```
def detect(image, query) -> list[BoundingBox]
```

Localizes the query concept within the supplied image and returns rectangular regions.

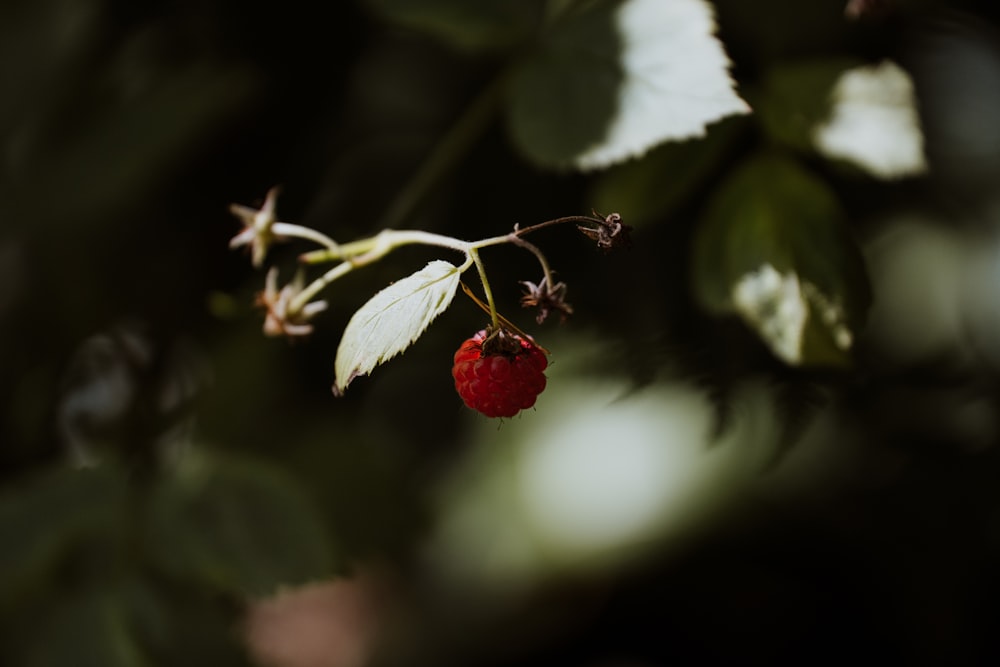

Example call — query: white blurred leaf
[424,354,779,591]
[334,260,460,394]
[507,0,750,170]
[813,60,928,179]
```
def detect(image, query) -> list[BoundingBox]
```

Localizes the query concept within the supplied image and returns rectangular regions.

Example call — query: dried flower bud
[520,276,573,324]
[230,186,284,268]
[256,268,328,338]
[578,212,632,252]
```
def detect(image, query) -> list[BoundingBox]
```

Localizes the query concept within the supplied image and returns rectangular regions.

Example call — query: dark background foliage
[3,0,1000,664]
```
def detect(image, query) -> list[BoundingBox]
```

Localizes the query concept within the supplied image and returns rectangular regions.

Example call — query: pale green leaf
[335,260,461,393]
[506,0,749,170]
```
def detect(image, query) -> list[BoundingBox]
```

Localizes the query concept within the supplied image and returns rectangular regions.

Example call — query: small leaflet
[334,260,461,394]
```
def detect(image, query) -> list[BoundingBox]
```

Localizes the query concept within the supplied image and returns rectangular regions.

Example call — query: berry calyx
[452,327,548,418]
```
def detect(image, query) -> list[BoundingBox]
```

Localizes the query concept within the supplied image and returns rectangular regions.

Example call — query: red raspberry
[452,328,548,418]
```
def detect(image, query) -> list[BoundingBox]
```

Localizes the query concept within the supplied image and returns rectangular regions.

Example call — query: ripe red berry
[452,328,548,418]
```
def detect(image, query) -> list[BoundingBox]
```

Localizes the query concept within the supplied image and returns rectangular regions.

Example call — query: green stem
[289,213,605,316]
[375,75,506,231]
[469,248,499,328]
[291,230,473,313]
[300,229,471,264]
[300,214,604,264]
[289,261,356,314]
[272,222,340,252]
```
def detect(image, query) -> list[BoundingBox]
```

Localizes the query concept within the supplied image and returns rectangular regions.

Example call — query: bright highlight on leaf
[507,0,750,170]
[334,260,461,394]
[732,264,855,365]
[732,265,808,364]
[574,0,750,169]
[813,60,928,179]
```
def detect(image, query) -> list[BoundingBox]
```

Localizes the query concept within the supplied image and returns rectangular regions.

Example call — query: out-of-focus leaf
[131,577,249,667]
[813,60,928,179]
[365,0,544,52]
[754,57,860,153]
[0,0,101,135]
[3,63,256,230]
[0,464,127,606]
[587,115,747,226]
[12,577,248,667]
[424,353,777,591]
[691,154,870,366]
[505,2,619,169]
[757,58,927,179]
[145,453,335,597]
[334,260,460,394]
[18,589,146,667]
[506,0,749,170]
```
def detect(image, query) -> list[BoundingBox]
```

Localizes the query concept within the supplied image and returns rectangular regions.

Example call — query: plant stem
[512,215,604,237]
[289,214,606,315]
[272,222,340,252]
[300,229,471,264]
[289,261,356,315]
[291,230,474,313]
[300,214,605,264]
[469,248,499,328]
[508,235,555,288]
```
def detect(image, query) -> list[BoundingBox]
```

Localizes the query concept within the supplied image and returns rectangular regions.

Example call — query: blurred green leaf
[587,115,747,226]
[130,577,249,667]
[506,0,749,170]
[504,2,619,168]
[0,0,101,134]
[0,464,127,606]
[145,453,335,597]
[11,577,249,667]
[691,153,870,366]
[365,0,544,52]
[19,589,146,667]
[3,63,255,230]
[753,57,860,153]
